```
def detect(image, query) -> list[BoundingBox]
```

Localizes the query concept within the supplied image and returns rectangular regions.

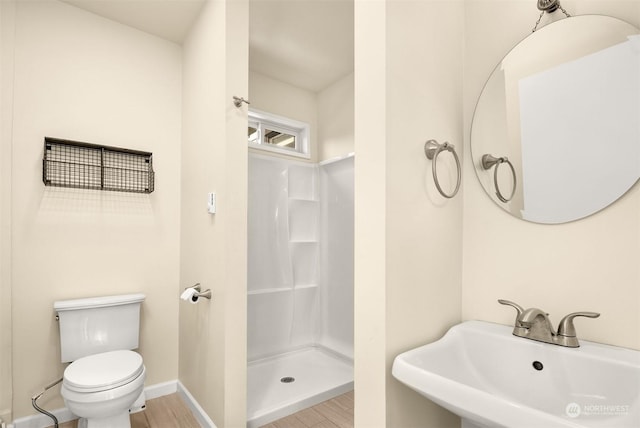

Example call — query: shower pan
[247,153,354,428]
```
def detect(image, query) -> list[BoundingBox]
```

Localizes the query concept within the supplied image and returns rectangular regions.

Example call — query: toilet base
[77,412,131,428]
[129,390,146,414]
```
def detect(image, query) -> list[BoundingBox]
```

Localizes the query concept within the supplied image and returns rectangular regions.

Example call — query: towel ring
[481,154,516,203]
[424,140,461,199]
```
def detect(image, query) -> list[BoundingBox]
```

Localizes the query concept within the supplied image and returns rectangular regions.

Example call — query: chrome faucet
[498,299,600,348]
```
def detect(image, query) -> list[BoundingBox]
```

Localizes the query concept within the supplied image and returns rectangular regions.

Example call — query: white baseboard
[10,380,213,428]
[177,381,217,428]
[9,406,75,428]
[142,380,178,400]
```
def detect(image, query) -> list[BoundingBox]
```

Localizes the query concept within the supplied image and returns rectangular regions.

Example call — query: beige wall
[9,0,181,418]
[354,0,387,423]
[354,1,463,427]
[0,0,15,423]
[180,0,248,426]
[385,1,464,426]
[462,0,640,351]
[318,73,354,162]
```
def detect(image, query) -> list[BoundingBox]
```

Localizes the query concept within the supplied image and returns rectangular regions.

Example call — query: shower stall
[247,153,354,428]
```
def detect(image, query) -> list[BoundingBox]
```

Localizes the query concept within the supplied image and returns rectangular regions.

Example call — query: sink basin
[392,320,640,428]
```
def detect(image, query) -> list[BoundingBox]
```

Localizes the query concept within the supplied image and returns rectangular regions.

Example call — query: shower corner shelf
[42,137,154,194]
[288,197,319,202]
[294,283,319,290]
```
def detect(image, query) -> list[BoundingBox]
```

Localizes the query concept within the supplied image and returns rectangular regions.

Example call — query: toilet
[54,293,146,428]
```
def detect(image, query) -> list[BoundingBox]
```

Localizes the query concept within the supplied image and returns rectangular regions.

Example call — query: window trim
[248,108,311,159]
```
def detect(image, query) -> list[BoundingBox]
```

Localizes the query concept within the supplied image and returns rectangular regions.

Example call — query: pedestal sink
[392,321,640,428]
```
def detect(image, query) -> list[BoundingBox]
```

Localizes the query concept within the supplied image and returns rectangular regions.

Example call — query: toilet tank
[54,293,145,362]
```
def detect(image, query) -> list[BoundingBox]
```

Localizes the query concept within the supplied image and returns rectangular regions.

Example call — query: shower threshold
[247,346,353,428]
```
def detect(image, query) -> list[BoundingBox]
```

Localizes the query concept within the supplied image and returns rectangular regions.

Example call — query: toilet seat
[63,350,144,393]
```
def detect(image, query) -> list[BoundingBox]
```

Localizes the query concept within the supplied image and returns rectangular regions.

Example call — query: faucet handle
[557,312,600,337]
[498,299,524,322]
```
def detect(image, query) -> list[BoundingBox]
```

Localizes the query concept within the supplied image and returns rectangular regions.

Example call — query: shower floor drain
[280,376,295,383]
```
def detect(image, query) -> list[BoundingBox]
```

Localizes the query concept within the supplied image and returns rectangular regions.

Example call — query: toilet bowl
[60,350,146,428]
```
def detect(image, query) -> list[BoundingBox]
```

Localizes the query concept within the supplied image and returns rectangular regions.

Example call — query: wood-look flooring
[260,391,354,428]
[50,390,355,428]
[51,393,200,428]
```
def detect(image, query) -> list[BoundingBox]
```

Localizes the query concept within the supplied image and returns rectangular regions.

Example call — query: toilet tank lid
[54,293,146,312]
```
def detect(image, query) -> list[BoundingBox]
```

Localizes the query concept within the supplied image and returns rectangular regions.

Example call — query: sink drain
[280,376,295,383]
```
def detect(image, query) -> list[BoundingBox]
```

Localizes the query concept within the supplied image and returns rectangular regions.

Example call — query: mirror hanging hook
[537,0,560,13]
[532,0,571,32]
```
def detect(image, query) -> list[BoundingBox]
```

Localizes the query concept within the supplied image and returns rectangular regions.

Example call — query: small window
[248,109,310,159]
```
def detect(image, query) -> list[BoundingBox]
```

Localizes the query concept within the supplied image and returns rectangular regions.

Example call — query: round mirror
[471,15,640,224]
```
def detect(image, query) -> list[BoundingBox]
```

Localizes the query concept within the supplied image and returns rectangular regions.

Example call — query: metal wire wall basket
[42,137,154,193]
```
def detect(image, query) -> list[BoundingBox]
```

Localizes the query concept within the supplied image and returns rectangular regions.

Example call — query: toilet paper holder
[182,283,212,302]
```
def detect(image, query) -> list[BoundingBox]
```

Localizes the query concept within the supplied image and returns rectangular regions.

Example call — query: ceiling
[249,0,354,92]
[61,0,354,93]
[61,0,207,44]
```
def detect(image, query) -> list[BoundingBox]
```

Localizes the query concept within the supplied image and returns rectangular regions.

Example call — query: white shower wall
[248,153,354,362]
[319,156,354,359]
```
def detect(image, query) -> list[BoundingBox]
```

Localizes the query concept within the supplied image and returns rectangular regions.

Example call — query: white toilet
[54,293,146,428]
